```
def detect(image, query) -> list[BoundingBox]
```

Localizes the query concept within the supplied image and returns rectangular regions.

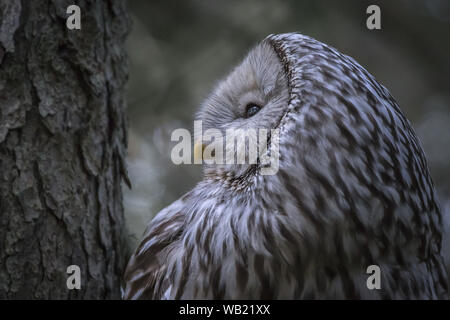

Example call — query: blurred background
[122,0,450,271]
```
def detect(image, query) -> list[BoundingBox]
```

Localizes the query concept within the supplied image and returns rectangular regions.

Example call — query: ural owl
[123,33,448,299]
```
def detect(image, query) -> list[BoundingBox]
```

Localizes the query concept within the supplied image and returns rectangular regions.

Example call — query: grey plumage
[123,33,448,299]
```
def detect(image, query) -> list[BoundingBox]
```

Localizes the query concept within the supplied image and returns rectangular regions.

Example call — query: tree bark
[0,0,130,299]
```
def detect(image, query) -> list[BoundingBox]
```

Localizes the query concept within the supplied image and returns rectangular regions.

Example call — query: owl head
[195,40,289,181]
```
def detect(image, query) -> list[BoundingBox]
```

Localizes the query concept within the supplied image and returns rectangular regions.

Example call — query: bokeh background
[122,0,450,274]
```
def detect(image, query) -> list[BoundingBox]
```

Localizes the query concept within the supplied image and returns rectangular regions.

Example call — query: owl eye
[245,103,261,118]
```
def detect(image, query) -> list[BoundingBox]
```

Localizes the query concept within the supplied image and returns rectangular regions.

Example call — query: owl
[123,33,448,299]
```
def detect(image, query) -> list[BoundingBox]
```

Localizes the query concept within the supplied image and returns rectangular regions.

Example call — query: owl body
[124,33,448,299]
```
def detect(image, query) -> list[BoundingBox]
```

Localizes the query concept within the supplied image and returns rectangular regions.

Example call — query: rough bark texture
[0,0,130,299]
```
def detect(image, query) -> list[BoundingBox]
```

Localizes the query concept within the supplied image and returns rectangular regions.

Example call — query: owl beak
[194,141,206,162]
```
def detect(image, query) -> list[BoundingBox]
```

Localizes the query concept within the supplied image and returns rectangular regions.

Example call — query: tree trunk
[0,0,130,299]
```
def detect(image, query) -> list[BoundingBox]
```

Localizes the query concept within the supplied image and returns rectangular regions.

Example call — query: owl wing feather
[123,198,186,300]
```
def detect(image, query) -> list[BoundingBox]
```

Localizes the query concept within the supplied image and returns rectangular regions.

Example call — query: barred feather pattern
[123,33,448,299]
